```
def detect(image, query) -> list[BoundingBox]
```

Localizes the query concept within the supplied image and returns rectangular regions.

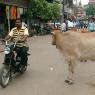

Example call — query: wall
[0,0,28,8]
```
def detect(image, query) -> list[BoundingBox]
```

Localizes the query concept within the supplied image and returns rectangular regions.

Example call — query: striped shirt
[8,26,29,47]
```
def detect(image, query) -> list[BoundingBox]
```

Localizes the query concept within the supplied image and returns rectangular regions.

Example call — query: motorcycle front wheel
[0,65,11,88]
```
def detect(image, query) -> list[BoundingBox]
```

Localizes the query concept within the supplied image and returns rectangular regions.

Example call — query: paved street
[0,35,95,95]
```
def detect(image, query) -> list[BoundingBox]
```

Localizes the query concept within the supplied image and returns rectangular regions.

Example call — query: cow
[71,28,89,33]
[78,28,89,33]
[51,29,95,85]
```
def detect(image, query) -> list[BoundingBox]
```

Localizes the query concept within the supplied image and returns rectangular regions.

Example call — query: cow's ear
[51,32,55,35]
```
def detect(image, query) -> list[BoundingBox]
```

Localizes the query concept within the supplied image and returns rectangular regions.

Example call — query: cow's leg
[65,58,76,85]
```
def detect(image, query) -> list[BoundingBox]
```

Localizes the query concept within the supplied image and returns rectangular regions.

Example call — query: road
[0,35,95,95]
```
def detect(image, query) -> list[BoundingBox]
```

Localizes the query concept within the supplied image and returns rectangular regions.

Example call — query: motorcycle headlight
[4,47,10,54]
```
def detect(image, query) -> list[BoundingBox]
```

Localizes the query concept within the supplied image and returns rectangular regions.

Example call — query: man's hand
[20,35,28,42]
[5,35,11,41]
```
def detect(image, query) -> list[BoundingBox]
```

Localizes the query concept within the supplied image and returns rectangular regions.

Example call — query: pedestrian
[87,19,95,32]
[67,19,74,30]
[61,20,66,32]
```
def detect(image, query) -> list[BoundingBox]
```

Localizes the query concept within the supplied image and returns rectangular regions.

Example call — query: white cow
[51,29,95,84]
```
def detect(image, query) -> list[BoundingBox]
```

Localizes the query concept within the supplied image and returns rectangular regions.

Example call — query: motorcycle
[0,41,28,88]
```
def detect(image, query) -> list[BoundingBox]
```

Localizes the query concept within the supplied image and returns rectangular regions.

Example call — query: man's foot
[19,65,27,73]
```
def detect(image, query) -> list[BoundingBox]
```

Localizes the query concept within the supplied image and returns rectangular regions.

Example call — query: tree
[46,0,53,3]
[85,5,95,16]
[29,0,60,22]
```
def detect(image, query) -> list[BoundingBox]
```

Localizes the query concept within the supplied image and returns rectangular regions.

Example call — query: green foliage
[29,0,60,22]
[85,5,95,16]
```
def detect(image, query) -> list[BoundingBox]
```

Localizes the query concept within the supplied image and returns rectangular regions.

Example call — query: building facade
[60,0,73,21]
[0,0,29,38]
[0,0,28,8]
[61,0,73,19]
[89,0,95,4]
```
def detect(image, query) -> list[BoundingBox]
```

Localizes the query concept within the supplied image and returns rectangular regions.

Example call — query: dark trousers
[15,46,29,65]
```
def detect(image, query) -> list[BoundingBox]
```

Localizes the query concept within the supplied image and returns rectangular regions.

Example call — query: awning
[0,0,28,8]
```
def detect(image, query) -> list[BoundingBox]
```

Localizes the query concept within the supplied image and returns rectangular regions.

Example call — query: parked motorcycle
[0,41,28,88]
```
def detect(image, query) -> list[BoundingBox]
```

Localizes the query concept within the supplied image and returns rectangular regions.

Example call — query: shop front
[0,0,28,38]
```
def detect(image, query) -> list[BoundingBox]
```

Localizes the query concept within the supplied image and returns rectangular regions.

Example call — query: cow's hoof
[80,59,87,62]
[65,80,73,85]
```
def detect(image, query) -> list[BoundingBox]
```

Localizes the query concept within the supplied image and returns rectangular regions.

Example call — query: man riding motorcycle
[5,18,29,67]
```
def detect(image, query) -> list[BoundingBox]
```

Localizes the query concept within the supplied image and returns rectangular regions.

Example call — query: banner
[17,8,20,18]
[5,5,10,31]
[6,6,10,19]
[10,6,17,20]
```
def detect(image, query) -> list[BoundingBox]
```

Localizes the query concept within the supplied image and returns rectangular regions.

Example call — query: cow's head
[51,29,61,45]
[51,32,56,45]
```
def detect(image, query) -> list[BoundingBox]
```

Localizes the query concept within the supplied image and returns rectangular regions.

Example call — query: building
[76,2,86,17]
[64,0,73,18]
[0,0,29,38]
[89,0,95,4]
[73,1,86,18]
[0,0,28,7]
[60,0,73,21]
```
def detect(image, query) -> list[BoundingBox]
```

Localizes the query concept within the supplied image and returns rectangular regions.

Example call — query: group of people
[61,18,95,32]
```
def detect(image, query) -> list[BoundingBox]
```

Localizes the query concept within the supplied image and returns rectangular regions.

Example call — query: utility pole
[61,0,64,22]
[76,0,78,6]
[75,0,78,17]
[60,0,64,31]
